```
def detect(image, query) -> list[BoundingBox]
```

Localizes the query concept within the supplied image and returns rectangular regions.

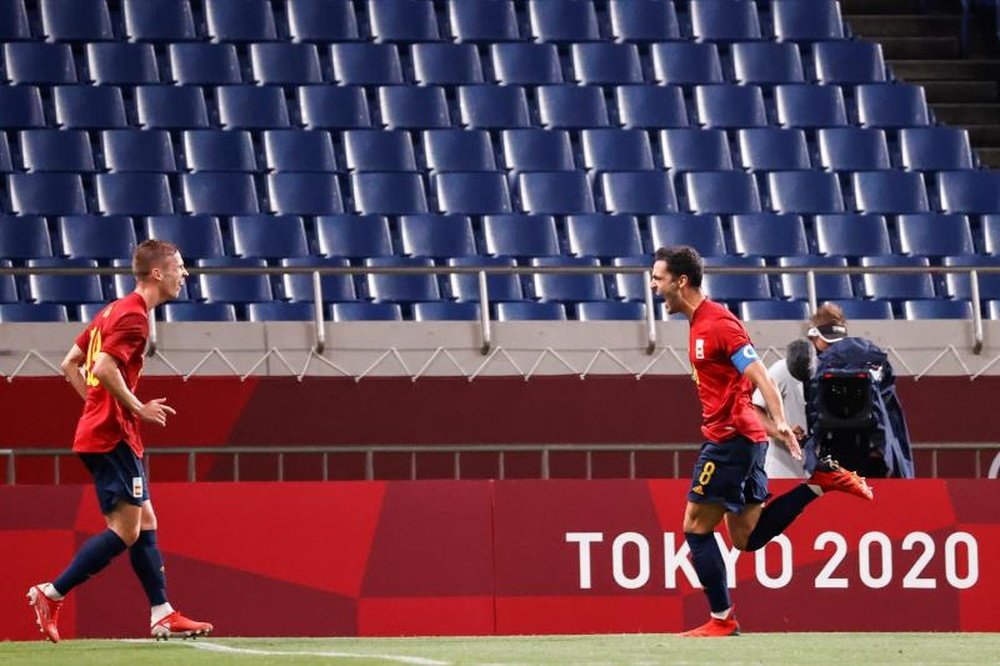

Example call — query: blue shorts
[687,435,770,513]
[78,441,149,515]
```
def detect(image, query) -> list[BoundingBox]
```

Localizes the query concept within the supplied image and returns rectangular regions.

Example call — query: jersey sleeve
[73,325,91,352]
[716,316,759,374]
[100,313,148,365]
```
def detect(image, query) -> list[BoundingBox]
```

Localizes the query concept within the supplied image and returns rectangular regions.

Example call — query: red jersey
[688,299,767,443]
[72,292,149,456]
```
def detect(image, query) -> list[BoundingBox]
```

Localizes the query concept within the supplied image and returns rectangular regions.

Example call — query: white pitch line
[180,640,450,665]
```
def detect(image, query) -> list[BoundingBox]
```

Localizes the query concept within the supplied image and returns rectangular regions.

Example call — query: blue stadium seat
[690,0,762,41]
[432,171,512,215]
[615,85,689,129]
[280,257,356,303]
[316,214,393,258]
[398,214,477,258]
[249,43,323,85]
[581,129,654,172]
[859,255,935,301]
[59,215,136,260]
[991,301,1000,320]
[204,0,277,41]
[566,214,643,258]
[482,214,560,258]
[902,300,972,320]
[217,86,290,129]
[27,258,103,304]
[330,43,403,85]
[53,85,127,129]
[423,130,497,173]
[984,214,1000,254]
[778,255,853,300]
[937,171,1000,214]
[448,0,519,43]
[263,130,337,172]
[20,130,95,172]
[649,213,727,256]
[829,299,894,320]
[181,173,259,215]
[0,303,69,322]
[530,257,605,302]
[343,129,416,172]
[851,171,929,214]
[651,42,724,85]
[330,302,403,321]
[0,216,52,259]
[183,130,257,172]
[816,128,891,171]
[608,255,653,301]
[735,128,810,171]
[528,0,599,42]
[501,129,575,176]
[898,127,974,170]
[731,213,808,258]
[740,300,810,321]
[9,174,86,215]
[571,43,643,85]
[773,84,848,128]
[772,0,845,41]
[248,302,317,322]
[608,0,680,42]
[3,43,76,84]
[941,255,1000,301]
[518,172,596,214]
[287,0,359,42]
[413,302,481,321]
[659,128,733,172]
[123,0,197,42]
[102,130,177,173]
[378,87,450,129]
[855,84,930,128]
[702,256,769,302]
[0,0,30,40]
[145,215,225,259]
[368,0,439,42]
[168,44,242,85]
[231,215,309,259]
[0,135,10,172]
[684,172,761,214]
[457,86,531,129]
[96,173,173,215]
[198,257,273,303]
[495,301,567,321]
[897,214,974,258]
[767,171,845,214]
[136,86,209,129]
[814,214,891,258]
[490,43,563,85]
[350,172,428,215]
[299,86,371,129]
[813,42,886,84]
[694,85,767,129]
[0,87,45,129]
[365,256,439,302]
[39,0,112,41]
[731,42,804,85]
[446,256,523,302]
[412,44,484,85]
[537,85,609,129]
[267,173,344,215]
[86,43,158,84]
[600,171,678,214]
[0,260,15,302]
[163,302,237,322]
[577,301,646,321]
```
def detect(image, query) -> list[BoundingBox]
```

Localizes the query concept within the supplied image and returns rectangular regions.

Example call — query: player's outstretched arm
[60,344,88,401]
[745,360,802,460]
[91,352,177,426]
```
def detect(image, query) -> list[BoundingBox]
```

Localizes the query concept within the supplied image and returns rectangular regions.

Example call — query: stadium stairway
[844,0,1000,166]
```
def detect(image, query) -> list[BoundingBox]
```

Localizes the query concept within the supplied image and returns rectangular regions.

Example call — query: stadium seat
[651,43,724,85]
[9,174,86,215]
[351,172,428,215]
[448,0,519,43]
[183,130,257,172]
[897,214,974,258]
[814,214,891,258]
[231,215,309,259]
[53,85,127,129]
[315,214,393,259]
[217,86,289,129]
[27,258,103,304]
[412,44,484,85]
[690,0,761,41]
[343,130,416,172]
[501,129,575,176]
[145,215,225,259]
[0,135,10,173]
[368,0,439,42]
[123,0,197,42]
[829,299,894,320]
[694,85,767,129]
[855,84,931,128]
[102,130,177,173]
[530,257,605,302]
[399,214,477,258]
[136,86,209,129]
[0,87,46,129]
[813,42,887,84]
[86,43,158,85]
[20,130,95,173]
[495,301,567,321]
[937,171,1000,214]
[608,0,680,42]
[267,173,344,215]
[608,256,653,301]
[204,0,277,42]
[330,302,403,321]
[984,214,1000,254]
[600,171,678,214]
[40,0,110,40]
[482,214,560,258]
[851,171,929,214]
[576,301,646,321]
[740,300,811,321]
[581,129,655,172]
[772,0,845,41]
[816,128,891,171]
[0,259,15,303]
[280,257,356,303]
[773,84,848,128]
[299,86,371,129]
[181,173,259,215]
[490,43,563,85]
[0,0,30,40]
[168,44,242,85]
[3,43,76,84]
[378,87,450,130]
[649,214,727,256]
[198,257,272,303]
[446,256,523,302]
[0,303,69,322]
[991,301,1000,320]
[263,130,337,172]
[778,255,853,300]
[247,302,317,322]
[684,172,761,214]
[537,86,609,129]
[898,127,974,171]
[659,128,733,172]
[518,172,596,214]
[0,216,52,259]
[58,216,136,260]
[365,256,439,302]
[435,172,513,215]
[96,174,173,215]
[330,43,403,85]
[457,86,531,129]
[859,255,935,301]
[767,171,845,214]
[413,302,481,321]
[527,0,599,42]
[423,130,497,173]
[287,0,359,42]
[941,255,1000,301]
[702,256,769,302]
[731,213,808,258]
[249,43,323,85]
[571,43,643,85]
[902,299,972,320]
[163,302,237,322]
[615,85,689,129]
[731,42,805,85]
[565,214,643,258]
[735,128,811,171]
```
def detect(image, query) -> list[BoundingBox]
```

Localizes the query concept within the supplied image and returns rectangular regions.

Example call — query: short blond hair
[133,239,179,280]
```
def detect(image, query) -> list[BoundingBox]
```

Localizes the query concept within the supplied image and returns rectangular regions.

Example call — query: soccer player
[27,240,213,643]
[650,246,873,638]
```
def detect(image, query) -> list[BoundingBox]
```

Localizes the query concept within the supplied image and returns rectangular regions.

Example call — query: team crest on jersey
[132,476,143,498]
[695,338,705,359]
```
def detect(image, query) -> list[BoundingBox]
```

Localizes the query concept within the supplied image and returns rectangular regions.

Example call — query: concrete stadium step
[932,103,1000,125]
[975,147,1000,168]
[891,59,1000,80]
[876,36,961,59]
[840,0,962,14]
[965,125,1000,146]
[845,14,962,37]
[916,80,999,103]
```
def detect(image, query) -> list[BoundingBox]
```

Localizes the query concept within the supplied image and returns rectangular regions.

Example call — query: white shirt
[752,358,808,479]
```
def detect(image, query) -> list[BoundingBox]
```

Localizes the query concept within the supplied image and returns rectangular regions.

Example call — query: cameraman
[752,339,815,479]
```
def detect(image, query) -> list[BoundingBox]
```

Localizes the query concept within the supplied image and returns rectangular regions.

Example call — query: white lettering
[612,532,650,590]
[663,533,700,589]
[714,533,741,589]
[945,532,979,589]
[566,532,603,590]
[754,535,793,589]
[901,532,936,589]
[814,531,849,589]
[858,532,892,589]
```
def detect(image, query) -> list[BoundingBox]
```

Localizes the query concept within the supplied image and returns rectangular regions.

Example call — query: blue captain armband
[730,344,759,374]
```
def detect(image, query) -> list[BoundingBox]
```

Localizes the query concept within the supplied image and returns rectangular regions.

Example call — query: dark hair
[133,239,179,280]
[653,246,703,288]
[785,338,817,382]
